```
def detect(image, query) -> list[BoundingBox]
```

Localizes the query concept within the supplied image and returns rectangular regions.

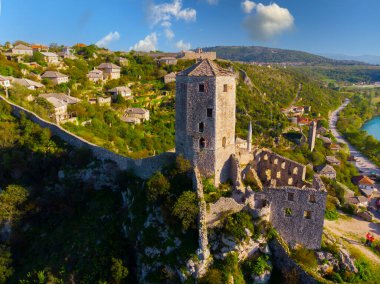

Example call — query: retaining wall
[0,95,175,179]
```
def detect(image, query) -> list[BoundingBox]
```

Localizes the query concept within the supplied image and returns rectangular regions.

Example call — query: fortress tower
[175,60,236,186]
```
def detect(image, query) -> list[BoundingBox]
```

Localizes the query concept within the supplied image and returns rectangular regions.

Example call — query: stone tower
[308,120,317,152]
[175,59,236,186]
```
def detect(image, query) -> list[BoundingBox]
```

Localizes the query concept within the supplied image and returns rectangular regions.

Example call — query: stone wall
[264,181,327,249]
[269,237,318,284]
[252,149,307,188]
[0,95,175,179]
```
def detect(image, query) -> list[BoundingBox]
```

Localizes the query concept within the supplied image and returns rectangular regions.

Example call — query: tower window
[199,137,206,149]
[287,192,294,201]
[309,194,316,203]
[199,122,204,133]
[207,108,213,118]
[199,84,205,92]
[304,211,312,219]
[223,84,228,92]
[222,137,226,148]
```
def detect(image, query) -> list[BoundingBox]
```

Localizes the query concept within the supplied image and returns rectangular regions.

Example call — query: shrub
[146,172,170,202]
[199,268,223,284]
[292,247,317,269]
[110,258,129,284]
[172,191,199,230]
[243,255,271,277]
[223,211,254,241]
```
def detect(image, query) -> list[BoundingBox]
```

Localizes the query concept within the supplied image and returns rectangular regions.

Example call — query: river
[362,116,380,141]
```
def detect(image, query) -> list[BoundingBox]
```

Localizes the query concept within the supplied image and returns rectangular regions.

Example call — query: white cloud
[241,0,256,14]
[130,33,158,52]
[164,28,175,40]
[96,31,120,48]
[243,2,294,41]
[148,0,196,27]
[204,0,218,5]
[161,21,172,28]
[176,40,191,51]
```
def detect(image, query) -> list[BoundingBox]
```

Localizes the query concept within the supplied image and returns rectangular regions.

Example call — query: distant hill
[321,53,380,65]
[202,46,365,65]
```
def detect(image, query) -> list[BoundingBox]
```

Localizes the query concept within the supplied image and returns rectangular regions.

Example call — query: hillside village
[0,41,380,283]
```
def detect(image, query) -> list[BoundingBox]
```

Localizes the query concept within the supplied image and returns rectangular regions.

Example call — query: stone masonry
[175,59,236,186]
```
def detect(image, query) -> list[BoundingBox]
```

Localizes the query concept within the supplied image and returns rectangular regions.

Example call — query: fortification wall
[264,185,327,249]
[252,149,307,188]
[0,95,175,179]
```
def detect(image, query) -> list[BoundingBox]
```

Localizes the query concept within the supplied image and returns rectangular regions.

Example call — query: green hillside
[203,46,363,65]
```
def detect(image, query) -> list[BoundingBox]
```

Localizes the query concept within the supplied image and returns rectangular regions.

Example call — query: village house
[124,108,150,123]
[87,69,104,83]
[13,78,44,90]
[291,106,305,116]
[120,116,141,125]
[118,57,129,66]
[58,46,75,59]
[31,45,48,52]
[329,143,341,152]
[326,156,341,166]
[316,126,328,137]
[158,57,178,65]
[45,97,68,123]
[297,116,310,126]
[41,71,69,85]
[97,63,121,80]
[177,48,217,60]
[97,96,112,107]
[316,164,337,179]
[108,86,132,100]
[11,44,33,56]
[352,175,378,197]
[321,136,332,145]
[163,72,177,84]
[0,76,11,88]
[38,93,81,105]
[41,52,60,64]
[346,196,369,207]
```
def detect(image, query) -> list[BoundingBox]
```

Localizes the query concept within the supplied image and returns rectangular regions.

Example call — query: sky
[0,0,379,56]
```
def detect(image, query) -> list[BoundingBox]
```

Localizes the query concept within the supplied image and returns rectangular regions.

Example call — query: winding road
[329,99,380,177]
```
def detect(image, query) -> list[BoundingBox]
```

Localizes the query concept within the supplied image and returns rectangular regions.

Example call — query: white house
[13,78,44,90]
[87,69,104,83]
[124,108,150,123]
[109,86,132,100]
[41,71,69,85]
[11,44,33,56]
[97,63,121,80]
[316,164,337,179]
[0,76,11,88]
[41,52,60,64]
[45,97,68,123]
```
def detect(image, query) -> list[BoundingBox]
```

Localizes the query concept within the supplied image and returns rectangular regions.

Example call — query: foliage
[199,268,223,284]
[110,258,129,284]
[0,245,13,283]
[223,211,254,241]
[0,185,29,222]
[146,172,170,203]
[292,247,317,269]
[172,191,199,231]
[243,255,271,277]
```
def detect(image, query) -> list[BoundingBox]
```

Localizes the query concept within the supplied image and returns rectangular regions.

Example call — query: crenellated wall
[0,95,175,179]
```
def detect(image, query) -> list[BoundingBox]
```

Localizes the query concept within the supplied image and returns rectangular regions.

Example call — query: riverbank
[363,115,380,141]
[329,99,380,177]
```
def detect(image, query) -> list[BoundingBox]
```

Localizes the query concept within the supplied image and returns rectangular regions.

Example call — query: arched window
[199,122,204,133]
[293,167,299,175]
[199,137,206,149]
[222,137,226,148]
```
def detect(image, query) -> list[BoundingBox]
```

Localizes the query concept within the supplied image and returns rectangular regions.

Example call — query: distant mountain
[321,53,380,65]
[201,46,366,65]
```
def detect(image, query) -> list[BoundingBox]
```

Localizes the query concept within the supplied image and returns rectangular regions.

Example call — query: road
[329,99,380,177]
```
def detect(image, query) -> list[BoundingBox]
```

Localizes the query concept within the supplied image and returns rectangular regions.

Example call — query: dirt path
[324,214,380,263]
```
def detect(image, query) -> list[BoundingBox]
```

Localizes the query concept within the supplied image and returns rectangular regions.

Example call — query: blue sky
[0,0,379,55]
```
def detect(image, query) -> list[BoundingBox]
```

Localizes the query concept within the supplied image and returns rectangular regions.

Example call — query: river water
[362,116,380,141]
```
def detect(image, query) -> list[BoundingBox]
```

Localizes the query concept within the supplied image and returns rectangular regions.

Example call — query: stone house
[97,96,112,107]
[118,57,129,66]
[316,164,336,179]
[329,143,341,152]
[352,175,377,197]
[41,71,69,85]
[97,63,121,80]
[125,108,150,122]
[38,93,81,105]
[158,57,178,65]
[87,69,104,83]
[11,44,33,56]
[41,52,60,64]
[58,46,75,59]
[108,86,132,100]
[13,78,44,90]
[177,48,217,61]
[346,196,368,207]
[326,156,340,166]
[164,72,177,84]
[0,76,11,88]
[45,97,68,123]
[121,116,141,125]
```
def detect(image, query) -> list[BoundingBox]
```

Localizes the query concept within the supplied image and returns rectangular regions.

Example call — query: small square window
[309,194,316,203]
[288,192,294,201]
[199,84,205,92]
[223,84,228,92]
[207,108,213,118]
[304,211,312,219]
[285,208,292,217]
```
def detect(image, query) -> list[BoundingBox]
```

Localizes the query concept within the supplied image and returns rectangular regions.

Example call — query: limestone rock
[339,248,358,273]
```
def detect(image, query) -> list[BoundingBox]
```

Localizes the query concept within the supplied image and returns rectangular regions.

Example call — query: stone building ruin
[175,60,327,252]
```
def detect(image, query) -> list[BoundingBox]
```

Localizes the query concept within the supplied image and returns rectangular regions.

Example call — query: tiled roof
[109,86,131,93]
[13,78,44,88]
[39,93,80,104]
[352,175,375,185]
[178,59,234,77]
[41,71,68,78]
[98,63,121,69]
[126,108,148,114]
[13,44,32,50]
[317,164,336,175]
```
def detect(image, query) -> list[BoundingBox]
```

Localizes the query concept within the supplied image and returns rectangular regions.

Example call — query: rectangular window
[287,192,294,202]
[309,194,316,203]
[207,108,213,118]
[223,84,228,92]
[304,211,312,219]
[199,84,205,92]
[285,208,292,217]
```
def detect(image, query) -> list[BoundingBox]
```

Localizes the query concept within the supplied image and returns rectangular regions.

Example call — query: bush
[243,255,271,277]
[146,172,170,202]
[110,258,129,283]
[292,247,317,269]
[199,268,223,284]
[223,211,254,241]
[172,191,199,231]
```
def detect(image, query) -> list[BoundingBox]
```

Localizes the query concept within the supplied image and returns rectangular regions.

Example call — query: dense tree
[172,191,199,231]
